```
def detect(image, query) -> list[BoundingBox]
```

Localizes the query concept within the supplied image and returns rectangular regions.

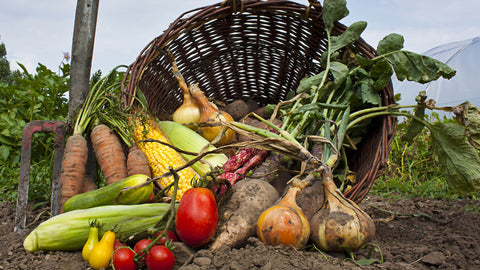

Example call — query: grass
[371,115,479,202]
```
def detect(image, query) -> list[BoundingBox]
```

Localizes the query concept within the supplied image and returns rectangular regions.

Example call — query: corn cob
[24,203,171,252]
[157,120,228,176]
[134,118,198,200]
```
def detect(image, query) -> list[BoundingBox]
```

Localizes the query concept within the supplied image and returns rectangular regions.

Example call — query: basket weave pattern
[122,0,396,203]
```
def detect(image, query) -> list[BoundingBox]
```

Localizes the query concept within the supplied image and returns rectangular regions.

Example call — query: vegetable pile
[22,0,480,269]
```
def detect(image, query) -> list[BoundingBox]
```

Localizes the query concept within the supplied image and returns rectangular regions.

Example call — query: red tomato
[114,239,127,250]
[146,245,175,270]
[134,238,152,262]
[112,247,137,270]
[175,187,218,247]
[155,230,179,245]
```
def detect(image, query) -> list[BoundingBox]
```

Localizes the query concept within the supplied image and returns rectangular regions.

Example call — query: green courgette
[63,174,153,212]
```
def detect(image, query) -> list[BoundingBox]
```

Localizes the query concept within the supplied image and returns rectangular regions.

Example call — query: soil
[2,194,480,270]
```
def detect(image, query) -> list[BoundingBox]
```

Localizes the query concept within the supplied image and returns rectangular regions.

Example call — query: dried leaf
[453,101,480,150]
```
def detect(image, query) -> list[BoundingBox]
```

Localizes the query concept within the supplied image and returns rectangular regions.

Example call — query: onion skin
[170,54,201,127]
[257,186,310,249]
[201,110,235,146]
[310,174,375,252]
[190,83,235,146]
[172,92,201,126]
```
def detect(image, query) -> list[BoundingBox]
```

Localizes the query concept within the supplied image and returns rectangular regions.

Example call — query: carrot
[95,112,152,178]
[82,174,98,193]
[90,123,128,185]
[81,146,98,193]
[59,65,129,210]
[127,145,151,177]
[59,134,88,210]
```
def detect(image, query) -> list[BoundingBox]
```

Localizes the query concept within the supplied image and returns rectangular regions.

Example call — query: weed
[372,115,478,200]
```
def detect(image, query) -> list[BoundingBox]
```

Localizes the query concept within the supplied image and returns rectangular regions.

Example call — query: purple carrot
[222,147,259,173]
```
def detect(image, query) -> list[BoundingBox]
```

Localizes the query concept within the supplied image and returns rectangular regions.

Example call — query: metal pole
[69,0,99,120]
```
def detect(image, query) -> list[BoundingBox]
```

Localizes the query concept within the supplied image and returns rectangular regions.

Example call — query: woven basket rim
[121,0,379,105]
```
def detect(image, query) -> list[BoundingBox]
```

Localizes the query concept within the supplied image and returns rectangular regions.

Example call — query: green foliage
[0,63,70,202]
[372,115,480,200]
[0,42,11,84]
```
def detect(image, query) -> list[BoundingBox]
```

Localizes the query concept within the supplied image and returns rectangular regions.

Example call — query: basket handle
[221,0,244,13]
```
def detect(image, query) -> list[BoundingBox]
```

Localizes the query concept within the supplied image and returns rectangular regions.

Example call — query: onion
[309,168,375,252]
[190,83,235,146]
[171,59,201,126]
[256,182,310,249]
[172,89,201,126]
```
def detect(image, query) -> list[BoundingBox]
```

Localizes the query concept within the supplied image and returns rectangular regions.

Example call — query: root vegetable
[90,124,128,185]
[210,179,279,251]
[59,134,88,209]
[82,174,97,193]
[309,168,375,252]
[190,83,235,146]
[237,118,268,142]
[256,183,310,249]
[226,100,250,121]
[170,53,201,126]
[246,99,260,113]
[296,180,324,221]
[244,152,291,194]
[127,145,152,177]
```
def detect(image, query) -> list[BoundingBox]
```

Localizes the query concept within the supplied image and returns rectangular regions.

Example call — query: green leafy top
[259,0,479,193]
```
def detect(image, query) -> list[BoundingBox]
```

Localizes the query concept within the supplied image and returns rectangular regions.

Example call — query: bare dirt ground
[2,194,479,270]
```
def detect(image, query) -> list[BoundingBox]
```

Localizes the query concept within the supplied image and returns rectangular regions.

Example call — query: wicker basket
[122,0,396,203]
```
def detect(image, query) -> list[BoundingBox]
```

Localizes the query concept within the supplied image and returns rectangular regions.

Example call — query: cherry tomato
[112,247,137,270]
[134,238,152,262]
[146,245,175,270]
[175,187,218,247]
[155,230,179,245]
[114,239,127,250]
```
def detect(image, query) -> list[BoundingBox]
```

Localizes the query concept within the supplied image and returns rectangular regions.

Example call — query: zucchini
[63,174,153,212]
[24,203,171,252]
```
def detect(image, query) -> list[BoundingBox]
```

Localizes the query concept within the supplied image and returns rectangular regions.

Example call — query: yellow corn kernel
[134,119,198,200]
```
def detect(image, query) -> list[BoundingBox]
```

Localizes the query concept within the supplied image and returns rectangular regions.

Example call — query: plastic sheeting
[394,36,480,113]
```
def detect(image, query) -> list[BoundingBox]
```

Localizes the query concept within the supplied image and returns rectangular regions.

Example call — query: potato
[210,179,279,251]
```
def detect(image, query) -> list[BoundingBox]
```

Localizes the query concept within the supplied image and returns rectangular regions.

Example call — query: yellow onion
[190,83,235,146]
[310,171,375,252]
[256,185,310,249]
[172,89,201,126]
[171,61,201,126]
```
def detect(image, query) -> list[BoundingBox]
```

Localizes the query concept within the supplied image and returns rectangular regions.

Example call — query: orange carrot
[59,66,127,210]
[127,145,152,177]
[59,134,88,211]
[82,175,97,193]
[90,124,128,185]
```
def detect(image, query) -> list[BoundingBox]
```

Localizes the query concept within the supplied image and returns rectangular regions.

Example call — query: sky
[1,0,479,75]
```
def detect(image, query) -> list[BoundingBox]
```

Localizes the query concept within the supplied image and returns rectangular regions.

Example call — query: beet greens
[235,0,480,193]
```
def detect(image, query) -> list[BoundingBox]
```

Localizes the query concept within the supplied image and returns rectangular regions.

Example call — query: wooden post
[69,0,99,120]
